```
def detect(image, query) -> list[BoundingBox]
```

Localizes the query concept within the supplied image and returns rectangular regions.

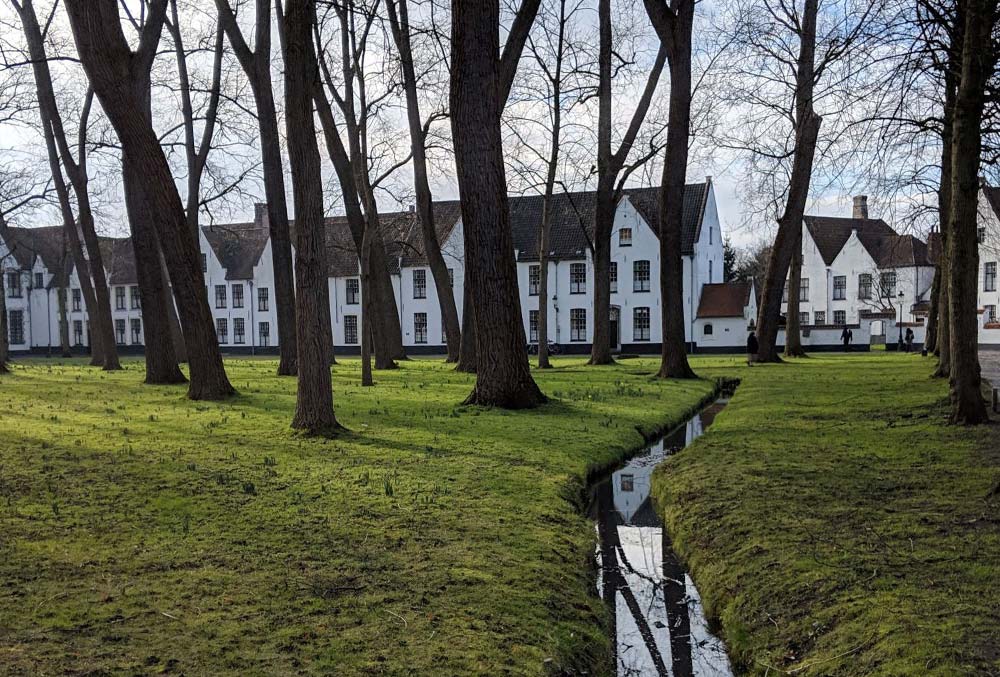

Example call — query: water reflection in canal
[592,402,733,677]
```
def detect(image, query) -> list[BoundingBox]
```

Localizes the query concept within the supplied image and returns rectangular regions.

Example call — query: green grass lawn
[656,353,1000,676]
[0,355,720,675]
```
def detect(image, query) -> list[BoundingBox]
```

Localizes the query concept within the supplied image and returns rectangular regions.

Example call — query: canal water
[591,401,733,677]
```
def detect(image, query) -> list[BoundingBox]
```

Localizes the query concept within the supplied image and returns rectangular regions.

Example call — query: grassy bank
[655,354,1000,675]
[0,356,717,675]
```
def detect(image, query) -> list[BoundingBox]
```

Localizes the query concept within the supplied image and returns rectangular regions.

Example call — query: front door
[610,306,621,351]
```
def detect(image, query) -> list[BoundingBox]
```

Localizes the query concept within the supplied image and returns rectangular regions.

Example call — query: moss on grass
[0,356,716,675]
[656,353,1000,676]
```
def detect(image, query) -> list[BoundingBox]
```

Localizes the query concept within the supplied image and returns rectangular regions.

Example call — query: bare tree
[451,0,545,407]
[215,0,299,376]
[645,0,696,378]
[282,0,341,432]
[384,0,461,362]
[64,0,235,399]
[9,0,122,371]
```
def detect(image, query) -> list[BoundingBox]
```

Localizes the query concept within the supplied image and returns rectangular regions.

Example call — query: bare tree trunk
[784,226,806,357]
[755,0,822,363]
[0,264,8,372]
[934,60,958,377]
[451,0,545,408]
[283,0,340,433]
[455,278,477,372]
[946,0,992,425]
[57,286,71,357]
[216,0,298,376]
[646,0,696,379]
[361,225,374,386]
[925,262,940,354]
[65,0,234,400]
[385,0,461,362]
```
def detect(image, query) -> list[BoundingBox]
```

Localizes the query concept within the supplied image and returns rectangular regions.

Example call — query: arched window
[703,323,714,336]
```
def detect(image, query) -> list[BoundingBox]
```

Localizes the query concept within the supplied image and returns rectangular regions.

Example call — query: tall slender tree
[64,0,234,399]
[215,0,299,376]
[282,0,340,432]
[645,0,697,379]
[451,0,545,407]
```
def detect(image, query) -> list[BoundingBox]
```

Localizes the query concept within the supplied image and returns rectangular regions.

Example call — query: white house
[2,179,755,357]
[782,195,934,348]
[976,184,1000,347]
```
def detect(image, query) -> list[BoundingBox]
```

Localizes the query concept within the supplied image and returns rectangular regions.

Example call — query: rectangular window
[610,262,618,293]
[619,228,633,246]
[814,311,826,325]
[709,259,714,283]
[8,310,24,344]
[130,285,141,310]
[858,273,872,300]
[799,278,809,302]
[833,276,846,301]
[232,284,244,308]
[979,227,987,244]
[985,262,997,292]
[201,253,207,273]
[528,265,540,296]
[73,320,83,346]
[72,288,81,311]
[259,321,270,347]
[570,308,586,341]
[570,263,586,294]
[633,260,651,292]
[216,318,228,344]
[413,312,428,344]
[130,318,142,344]
[799,312,809,326]
[115,318,126,345]
[448,268,454,287]
[834,310,846,325]
[529,309,539,343]
[215,285,227,309]
[234,317,245,344]
[344,315,358,344]
[6,272,21,298]
[115,286,126,310]
[258,287,269,311]
[880,271,897,297]
[34,272,44,289]
[413,270,427,299]
[346,278,360,305]
[782,281,789,304]
[633,307,650,341]
[987,305,998,323]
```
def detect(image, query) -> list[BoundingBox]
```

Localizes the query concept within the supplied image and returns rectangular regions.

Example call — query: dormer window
[34,273,43,289]
[619,228,633,246]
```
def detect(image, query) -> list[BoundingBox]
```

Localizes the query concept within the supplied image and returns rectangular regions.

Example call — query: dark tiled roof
[2,225,71,286]
[625,184,709,255]
[696,282,751,318]
[803,216,930,267]
[100,237,137,285]
[202,223,269,280]
[321,216,360,278]
[983,184,1000,220]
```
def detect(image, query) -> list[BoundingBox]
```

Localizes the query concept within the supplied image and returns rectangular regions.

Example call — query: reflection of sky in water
[596,405,733,677]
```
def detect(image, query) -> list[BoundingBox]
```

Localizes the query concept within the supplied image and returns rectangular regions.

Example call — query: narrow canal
[591,400,733,677]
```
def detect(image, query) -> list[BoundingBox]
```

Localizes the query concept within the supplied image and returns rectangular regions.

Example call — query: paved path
[980,350,1000,387]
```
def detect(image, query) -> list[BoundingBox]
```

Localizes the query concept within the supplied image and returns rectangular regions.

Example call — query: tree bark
[934,48,959,377]
[945,0,992,425]
[216,0,298,376]
[455,277,477,372]
[755,0,822,363]
[451,0,545,408]
[783,226,806,357]
[65,0,234,400]
[0,265,8,373]
[925,262,940,354]
[57,285,71,357]
[283,0,340,433]
[385,0,461,362]
[646,0,697,379]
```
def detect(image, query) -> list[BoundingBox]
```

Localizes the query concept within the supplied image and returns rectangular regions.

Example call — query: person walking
[905,327,914,353]
[841,326,851,350]
[746,330,759,367]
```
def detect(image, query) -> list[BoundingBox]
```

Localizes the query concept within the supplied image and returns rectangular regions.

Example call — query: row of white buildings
[2,180,765,357]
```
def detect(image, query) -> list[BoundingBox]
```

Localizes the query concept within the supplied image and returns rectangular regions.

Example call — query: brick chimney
[852,195,869,220]
[254,203,269,228]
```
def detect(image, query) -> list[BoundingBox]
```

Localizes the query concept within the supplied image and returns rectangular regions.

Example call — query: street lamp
[897,290,905,351]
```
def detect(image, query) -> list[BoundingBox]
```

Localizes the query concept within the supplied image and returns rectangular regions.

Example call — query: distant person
[746,330,759,367]
[905,327,914,353]
[841,327,852,350]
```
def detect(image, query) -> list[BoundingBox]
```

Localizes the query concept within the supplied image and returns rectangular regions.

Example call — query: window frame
[345,278,360,305]
[832,276,847,301]
[233,317,245,344]
[344,315,359,344]
[529,309,539,343]
[633,260,651,293]
[413,312,428,344]
[619,228,633,247]
[985,262,997,292]
[257,287,270,312]
[214,284,227,309]
[569,263,586,294]
[570,308,587,341]
[130,318,142,344]
[115,286,126,310]
[633,307,651,342]
[114,318,126,345]
[232,284,244,309]
[130,285,141,310]
[528,264,540,296]
[814,311,826,325]
[259,321,270,347]
[413,269,427,299]
[834,310,847,325]
[8,309,24,344]
[216,318,228,344]
[858,273,872,300]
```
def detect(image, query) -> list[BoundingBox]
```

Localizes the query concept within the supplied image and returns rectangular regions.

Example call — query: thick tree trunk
[755,0,821,363]
[590,186,616,365]
[934,61,958,377]
[122,155,187,384]
[783,226,806,357]
[57,287,71,357]
[385,0,461,362]
[455,276,477,372]
[65,0,234,400]
[946,0,992,425]
[649,0,696,379]
[451,0,545,408]
[283,0,340,433]
[0,267,8,372]
[925,262,940,354]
